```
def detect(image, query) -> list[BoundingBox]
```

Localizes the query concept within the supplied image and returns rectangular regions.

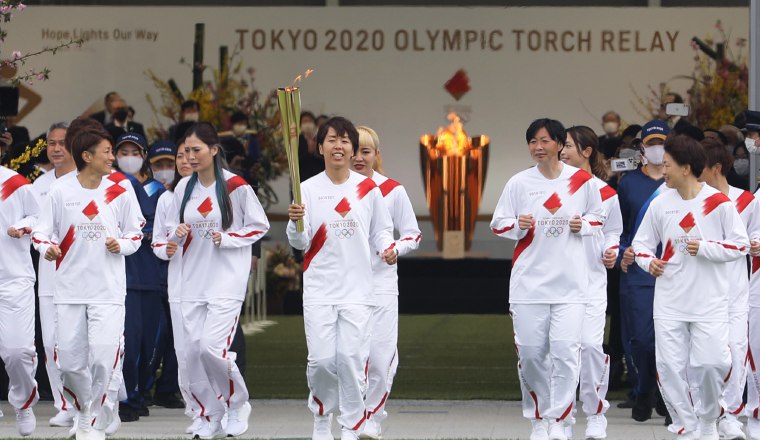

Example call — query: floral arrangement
[145,48,288,209]
[631,20,748,128]
[264,244,302,315]
[1,0,83,85]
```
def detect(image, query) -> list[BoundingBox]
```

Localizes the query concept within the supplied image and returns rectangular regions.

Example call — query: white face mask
[301,122,316,137]
[232,124,247,137]
[603,121,619,135]
[734,158,750,176]
[183,112,199,122]
[745,137,758,154]
[153,169,175,184]
[644,144,665,165]
[118,156,143,175]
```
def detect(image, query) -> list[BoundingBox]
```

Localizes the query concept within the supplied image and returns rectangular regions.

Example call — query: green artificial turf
[247,314,518,400]
[247,314,630,401]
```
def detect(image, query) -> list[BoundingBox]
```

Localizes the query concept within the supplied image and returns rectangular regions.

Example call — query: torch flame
[290,68,315,89]
[435,113,471,156]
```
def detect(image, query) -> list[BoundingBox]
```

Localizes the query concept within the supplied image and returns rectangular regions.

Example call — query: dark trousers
[122,289,166,408]
[624,282,657,396]
[146,293,179,395]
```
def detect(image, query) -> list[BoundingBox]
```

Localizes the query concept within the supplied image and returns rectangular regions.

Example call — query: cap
[744,110,760,132]
[115,132,148,152]
[641,119,670,144]
[148,140,176,164]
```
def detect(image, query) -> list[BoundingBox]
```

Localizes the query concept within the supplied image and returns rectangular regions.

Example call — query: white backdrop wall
[4,6,749,225]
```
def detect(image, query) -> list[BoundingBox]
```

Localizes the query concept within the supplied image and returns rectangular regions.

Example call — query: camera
[665,102,690,117]
[611,157,638,172]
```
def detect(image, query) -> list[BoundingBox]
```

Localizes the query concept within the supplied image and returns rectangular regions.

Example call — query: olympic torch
[277,86,304,232]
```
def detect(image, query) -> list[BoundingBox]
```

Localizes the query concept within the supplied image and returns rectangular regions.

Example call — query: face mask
[184,112,199,122]
[113,109,128,123]
[603,122,619,135]
[644,145,665,165]
[232,124,247,137]
[302,122,316,137]
[153,169,175,184]
[745,138,758,154]
[734,158,750,176]
[118,156,143,175]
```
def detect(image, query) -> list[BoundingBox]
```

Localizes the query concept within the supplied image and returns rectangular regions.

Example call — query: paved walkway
[0,400,696,439]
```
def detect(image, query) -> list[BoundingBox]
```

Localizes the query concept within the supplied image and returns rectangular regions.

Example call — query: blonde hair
[356,126,384,174]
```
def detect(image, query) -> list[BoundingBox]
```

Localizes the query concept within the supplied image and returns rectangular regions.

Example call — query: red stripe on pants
[21,386,37,410]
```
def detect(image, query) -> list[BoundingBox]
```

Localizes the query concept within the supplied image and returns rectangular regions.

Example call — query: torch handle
[277,88,304,232]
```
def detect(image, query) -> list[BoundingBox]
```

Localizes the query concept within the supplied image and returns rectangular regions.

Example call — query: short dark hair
[317,116,359,154]
[300,111,316,124]
[665,135,706,178]
[230,111,248,125]
[70,125,113,171]
[701,138,733,177]
[703,129,729,145]
[104,91,119,104]
[525,118,566,145]
[666,92,684,104]
[65,117,105,154]
[677,124,705,141]
[621,124,642,140]
[181,100,199,112]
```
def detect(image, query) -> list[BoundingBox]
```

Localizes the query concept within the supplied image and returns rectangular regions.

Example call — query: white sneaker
[548,420,568,440]
[341,428,359,440]
[15,408,35,437]
[186,417,205,435]
[700,419,719,440]
[225,402,251,437]
[105,413,120,437]
[74,409,92,440]
[68,413,79,438]
[359,418,382,439]
[530,419,549,440]
[719,416,747,440]
[565,424,573,439]
[313,414,333,440]
[193,418,225,439]
[585,414,607,439]
[89,428,106,440]
[749,417,760,440]
[50,409,76,427]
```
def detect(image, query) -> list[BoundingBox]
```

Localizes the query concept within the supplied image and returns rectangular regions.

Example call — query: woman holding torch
[287,117,395,440]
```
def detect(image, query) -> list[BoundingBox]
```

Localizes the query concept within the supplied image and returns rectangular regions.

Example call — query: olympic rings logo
[81,231,103,241]
[544,226,563,238]
[334,228,355,239]
[197,229,216,239]
[678,243,689,255]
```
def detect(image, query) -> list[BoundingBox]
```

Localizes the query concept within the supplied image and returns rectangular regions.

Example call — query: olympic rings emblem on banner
[81,231,102,241]
[334,228,355,239]
[544,226,563,238]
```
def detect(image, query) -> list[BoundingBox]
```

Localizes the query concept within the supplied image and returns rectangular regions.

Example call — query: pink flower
[36,73,45,81]
[11,50,22,61]
[16,3,26,11]
[0,5,9,14]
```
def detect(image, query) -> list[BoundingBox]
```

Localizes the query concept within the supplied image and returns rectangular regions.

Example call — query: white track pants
[746,306,760,420]
[365,295,399,425]
[182,299,247,421]
[510,303,585,423]
[579,300,610,417]
[655,319,730,433]
[170,300,198,418]
[0,285,39,410]
[304,304,373,432]
[56,303,124,424]
[39,295,71,413]
[723,311,748,418]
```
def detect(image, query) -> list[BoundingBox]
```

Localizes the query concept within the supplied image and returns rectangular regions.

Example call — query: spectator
[298,111,324,183]
[89,91,122,125]
[105,99,147,141]
[167,100,200,142]
[658,92,693,134]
